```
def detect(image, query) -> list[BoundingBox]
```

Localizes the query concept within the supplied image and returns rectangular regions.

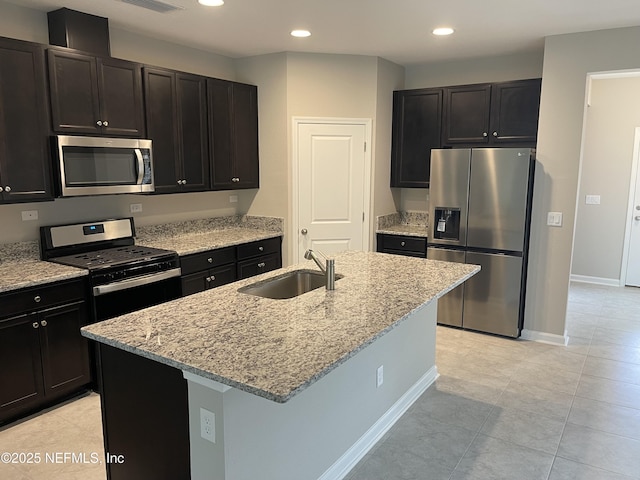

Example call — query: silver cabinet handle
[210,275,215,281]
[231,177,240,183]
[33,322,39,329]
[401,241,406,247]
[183,179,187,185]
[482,132,488,137]
[0,187,3,192]
[96,120,102,126]
[34,295,41,303]
[301,229,308,235]
[207,257,213,263]
[258,246,264,251]
[103,120,109,127]
[205,277,211,282]
[493,131,498,137]
[4,186,10,192]
[257,262,266,268]
[41,320,48,327]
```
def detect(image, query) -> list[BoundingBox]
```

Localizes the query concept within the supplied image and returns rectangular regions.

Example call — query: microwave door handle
[134,149,144,185]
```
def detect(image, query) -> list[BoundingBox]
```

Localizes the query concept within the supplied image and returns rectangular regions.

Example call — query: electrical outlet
[21,210,38,221]
[229,195,238,203]
[200,408,216,443]
[376,365,384,388]
[130,203,143,213]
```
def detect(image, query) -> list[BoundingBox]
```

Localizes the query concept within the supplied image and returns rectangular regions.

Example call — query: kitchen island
[82,251,478,480]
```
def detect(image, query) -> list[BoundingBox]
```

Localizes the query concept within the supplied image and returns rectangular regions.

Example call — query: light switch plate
[130,203,143,213]
[547,212,563,227]
[585,195,601,205]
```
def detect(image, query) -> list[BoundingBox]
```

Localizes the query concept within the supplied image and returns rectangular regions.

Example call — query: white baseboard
[319,366,439,480]
[521,329,569,346]
[570,274,622,287]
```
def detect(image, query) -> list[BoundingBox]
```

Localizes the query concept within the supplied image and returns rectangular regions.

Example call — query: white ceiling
[5,0,640,65]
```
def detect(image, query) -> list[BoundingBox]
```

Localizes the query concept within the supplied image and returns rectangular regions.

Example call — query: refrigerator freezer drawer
[463,251,523,337]
[427,247,465,327]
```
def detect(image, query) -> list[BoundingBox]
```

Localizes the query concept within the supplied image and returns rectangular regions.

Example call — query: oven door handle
[134,148,144,185]
[92,268,182,296]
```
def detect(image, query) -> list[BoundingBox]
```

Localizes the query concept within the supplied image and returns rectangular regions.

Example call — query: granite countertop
[135,215,283,256]
[0,241,87,294]
[376,211,429,238]
[82,251,479,403]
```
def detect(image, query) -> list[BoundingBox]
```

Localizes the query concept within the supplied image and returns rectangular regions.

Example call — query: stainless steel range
[40,218,181,321]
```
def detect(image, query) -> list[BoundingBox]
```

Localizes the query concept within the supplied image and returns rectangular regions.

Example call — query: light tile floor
[346,282,640,480]
[1,282,639,480]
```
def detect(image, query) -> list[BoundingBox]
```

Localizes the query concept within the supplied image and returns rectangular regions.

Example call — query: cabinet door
[176,73,209,191]
[0,38,52,203]
[97,58,144,137]
[232,82,259,188]
[209,79,260,190]
[489,79,541,144]
[390,89,442,188]
[208,78,234,190]
[144,68,181,194]
[442,84,491,145]
[0,314,44,423]
[39,301,90,398]
[48,49,101,134]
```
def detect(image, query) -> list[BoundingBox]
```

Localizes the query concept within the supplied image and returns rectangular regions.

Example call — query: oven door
[56,135,154,196]
[92,269,181,322]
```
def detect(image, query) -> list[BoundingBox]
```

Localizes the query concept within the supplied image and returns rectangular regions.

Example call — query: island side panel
[97,344,191,480]
[185,300,438,480]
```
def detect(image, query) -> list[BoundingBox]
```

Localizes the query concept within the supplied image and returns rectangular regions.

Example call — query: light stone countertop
[0,241,87,293]
[376,224,429,238]
[82,251,479,403]
[135,215,283,256]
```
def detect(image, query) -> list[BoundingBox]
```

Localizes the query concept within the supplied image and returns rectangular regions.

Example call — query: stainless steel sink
[238,269,341,299]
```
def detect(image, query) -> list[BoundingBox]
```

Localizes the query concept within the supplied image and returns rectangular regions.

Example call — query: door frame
[620,126,640,285]
[291,117,373,264]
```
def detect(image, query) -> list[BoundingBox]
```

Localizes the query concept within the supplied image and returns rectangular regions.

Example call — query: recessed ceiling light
[432,27,454,36]
[198,0,224,6]
[291,29,311,38]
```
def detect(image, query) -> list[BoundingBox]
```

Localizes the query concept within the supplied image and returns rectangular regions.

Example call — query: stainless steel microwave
[54,135,154,197]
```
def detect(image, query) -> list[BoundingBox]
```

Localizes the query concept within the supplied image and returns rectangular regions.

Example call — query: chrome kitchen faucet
[304,249,335,290]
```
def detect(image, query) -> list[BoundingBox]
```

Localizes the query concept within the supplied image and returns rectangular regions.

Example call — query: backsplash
[377,211,428,229]
[135,215,284,238]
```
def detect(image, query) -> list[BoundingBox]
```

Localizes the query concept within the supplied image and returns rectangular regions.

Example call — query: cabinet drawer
[179,247,236,275]
[237,253,281,280]
[0,279,86,321]
[237,237,281,260]
[380,235,426,254]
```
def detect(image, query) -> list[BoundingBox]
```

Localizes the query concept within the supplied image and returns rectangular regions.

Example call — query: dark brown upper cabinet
[144,67,209,194]
[208,79,259,190]
[442,79,541,146]
[489,79,542,144]
[47,48,144,137]
[0,37,52,203]
[442,83,492,145]
[390,88,442,188]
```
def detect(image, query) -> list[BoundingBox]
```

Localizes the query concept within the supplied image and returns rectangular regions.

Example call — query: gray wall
[571,76,640,283]
[527,26,640,337]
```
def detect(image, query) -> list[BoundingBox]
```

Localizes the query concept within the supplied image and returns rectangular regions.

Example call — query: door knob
[301,229,308,235]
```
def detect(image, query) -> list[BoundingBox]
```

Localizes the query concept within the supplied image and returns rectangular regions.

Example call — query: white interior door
[625,131,640,286]
[296,121,368,260]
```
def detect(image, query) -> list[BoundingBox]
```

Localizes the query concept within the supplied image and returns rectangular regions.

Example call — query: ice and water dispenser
[433,207,461,241]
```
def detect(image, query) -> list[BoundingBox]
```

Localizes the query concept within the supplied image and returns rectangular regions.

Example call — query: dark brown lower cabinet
[98,344,190,480]
[376,233,427,258]
[0,293,90,425]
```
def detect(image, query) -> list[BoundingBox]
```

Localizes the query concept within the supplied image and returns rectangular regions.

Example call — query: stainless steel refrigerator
[427,148,535,337]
